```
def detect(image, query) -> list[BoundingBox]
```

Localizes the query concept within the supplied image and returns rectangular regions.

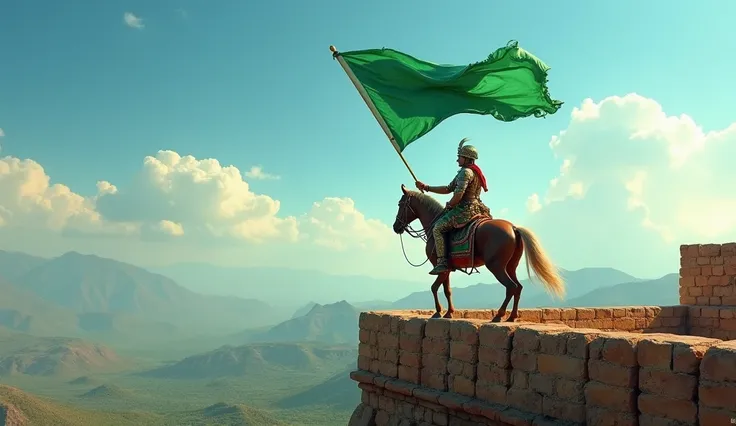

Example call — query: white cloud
[299,197,393,251]
[0,147,395,259]
[245,166,280,180]
[123,12,144,29]
[0,156,135,236]
[0,128,5,138]
[524,93,736,275]
[95,150,298,243]
[526,194,542,213]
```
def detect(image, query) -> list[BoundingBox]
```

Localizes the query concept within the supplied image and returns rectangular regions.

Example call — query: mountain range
[0,250,295,342]
[0,249,680,348]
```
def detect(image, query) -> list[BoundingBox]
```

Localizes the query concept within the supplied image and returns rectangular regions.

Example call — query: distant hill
[277,363,359,410]
[142,342,356,379]
[0,250,46,281]
[562,273,679,307]
[173,402,286,425]
[0,279,81,336]
[79,384,135,400]
[258,301,360,344]
[0,385,159,425]
[391,267,642,309]
[291,302,318,319]
[0,251,293,335]
[151,262,428,306]
[0,332,126,377]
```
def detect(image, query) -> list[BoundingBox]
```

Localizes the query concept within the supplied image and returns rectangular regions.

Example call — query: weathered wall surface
[347,242,736,426]
[349,312,736,426]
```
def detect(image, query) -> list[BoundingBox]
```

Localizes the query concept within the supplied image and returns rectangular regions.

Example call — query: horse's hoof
[491,316,503,323]
[505,317,517,323]
[431,312,442,319]
[443,312,454,319]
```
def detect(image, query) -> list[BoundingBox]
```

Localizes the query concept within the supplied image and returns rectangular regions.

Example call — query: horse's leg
[442,273,455,318]
[430,273,445,318]
[488,262,519,323]
[505,235,525,322]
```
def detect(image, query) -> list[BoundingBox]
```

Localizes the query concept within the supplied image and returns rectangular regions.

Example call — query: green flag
[337,40,563,152]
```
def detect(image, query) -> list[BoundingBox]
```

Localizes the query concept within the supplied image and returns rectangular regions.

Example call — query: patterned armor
[428,139,491,275]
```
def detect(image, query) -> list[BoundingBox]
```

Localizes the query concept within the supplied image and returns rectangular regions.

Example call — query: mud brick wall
[585,333,641,425]
[398,317,425,384]
[699,340,736,424]
[680,242,736,306]
[376,306,688,334]
[687,306,736,340]
[349,312,736,426]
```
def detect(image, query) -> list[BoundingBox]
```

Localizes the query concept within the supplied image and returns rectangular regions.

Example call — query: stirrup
[429,259,449,275]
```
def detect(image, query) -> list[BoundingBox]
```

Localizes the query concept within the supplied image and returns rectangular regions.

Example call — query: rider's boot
[429,257,449,275]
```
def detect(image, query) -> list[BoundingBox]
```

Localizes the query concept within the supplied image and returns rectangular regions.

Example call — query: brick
[422,337,449,356]
[637,339,672,370]
[542,308,562,321]
[672,340,718,374]
[584,381,636,412]
[576,308,595,320]
[510,370,528,389]
[399,335,422,353]
[560,308,577,321]
[425,319,451,338]
[699,406,736,426]
[528,372,555,395]
[587,407,637,426]
[590,334,639,367]
[556,378,585,403]
[450,375,476,398]
[449,342,477,364]
[638,393,697,423]
[537,354,587,379]
[476,362,509,386]
[477,348,509,368]
[398,365,420,384]
[506,387,542,414]
[700,243,721,257]
[478,323,518,349]
[402,318,427,336]
[422,354,448,372]
[517,308,542,322]
[509,350,537,372]
[589,359,637,387]
[700,341,736,382]
[699,381,736,411]
[474,381,507,405]
[449,320,480,345]
[639,368,697,400]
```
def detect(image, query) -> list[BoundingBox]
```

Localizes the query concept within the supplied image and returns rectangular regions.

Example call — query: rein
[395,194,444,267]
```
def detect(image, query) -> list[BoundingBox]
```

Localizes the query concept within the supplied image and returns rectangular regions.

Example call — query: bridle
[394,193,443,267]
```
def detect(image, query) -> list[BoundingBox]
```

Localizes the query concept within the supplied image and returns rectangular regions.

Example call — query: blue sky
[1,0,736,285]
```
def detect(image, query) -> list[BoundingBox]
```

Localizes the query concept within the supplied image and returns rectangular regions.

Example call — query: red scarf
[467,164,488,192]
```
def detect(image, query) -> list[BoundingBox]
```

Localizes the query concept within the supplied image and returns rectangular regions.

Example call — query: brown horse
[392,184,565,322]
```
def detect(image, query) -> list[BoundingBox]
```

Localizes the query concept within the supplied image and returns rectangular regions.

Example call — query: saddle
[433,214,494,272]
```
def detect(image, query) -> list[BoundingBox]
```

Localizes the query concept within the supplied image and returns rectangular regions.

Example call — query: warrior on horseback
[415,138,492,275]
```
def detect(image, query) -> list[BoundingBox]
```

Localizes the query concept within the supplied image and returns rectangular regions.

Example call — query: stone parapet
[680,243,736,307]
[348,311,736,426]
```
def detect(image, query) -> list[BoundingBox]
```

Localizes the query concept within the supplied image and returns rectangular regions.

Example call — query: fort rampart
[347,243,736,426]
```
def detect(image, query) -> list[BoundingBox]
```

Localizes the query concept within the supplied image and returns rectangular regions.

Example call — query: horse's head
[393,184,419,234]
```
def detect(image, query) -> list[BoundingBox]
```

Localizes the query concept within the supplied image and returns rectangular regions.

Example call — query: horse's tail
[515,226,566,299]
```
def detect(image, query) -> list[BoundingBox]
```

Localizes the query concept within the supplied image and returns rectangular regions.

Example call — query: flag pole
[330,45,423,190]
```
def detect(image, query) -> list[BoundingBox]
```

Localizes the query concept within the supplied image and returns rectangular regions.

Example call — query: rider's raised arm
[423,183,451,194]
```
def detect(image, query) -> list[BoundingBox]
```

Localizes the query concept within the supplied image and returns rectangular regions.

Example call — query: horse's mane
[405,190,445,217]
